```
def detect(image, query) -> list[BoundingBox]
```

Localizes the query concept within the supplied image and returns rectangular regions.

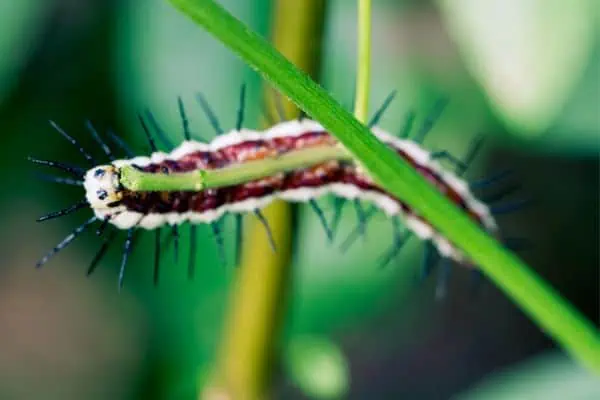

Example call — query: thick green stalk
[168,0,600,374]
[354,0,371,123]
[201,2,328,399]
[119,146,351,192]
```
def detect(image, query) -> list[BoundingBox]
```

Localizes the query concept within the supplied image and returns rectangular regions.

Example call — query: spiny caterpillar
[31,88,522,289]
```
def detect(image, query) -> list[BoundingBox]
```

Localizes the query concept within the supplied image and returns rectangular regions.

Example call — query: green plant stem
[354,0,371,123]
[168,0,600,374]
[119,146,351,192]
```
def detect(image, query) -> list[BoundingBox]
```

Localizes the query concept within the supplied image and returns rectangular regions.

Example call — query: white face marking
[83,165,123,210]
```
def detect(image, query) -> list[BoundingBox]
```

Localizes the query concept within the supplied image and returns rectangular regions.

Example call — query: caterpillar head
[83,165,123,209]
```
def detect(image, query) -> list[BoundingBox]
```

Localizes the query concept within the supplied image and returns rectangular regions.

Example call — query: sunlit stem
[119,145,351,192]
[353,0,371,123]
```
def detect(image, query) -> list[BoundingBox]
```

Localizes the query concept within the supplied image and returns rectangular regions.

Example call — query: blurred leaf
[456,352,600,400]
[285,335,350,399]
[0,0,48,104]
[438,0,596,136]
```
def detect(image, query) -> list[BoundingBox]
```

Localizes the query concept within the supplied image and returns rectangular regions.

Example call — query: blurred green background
[0,0,598,399]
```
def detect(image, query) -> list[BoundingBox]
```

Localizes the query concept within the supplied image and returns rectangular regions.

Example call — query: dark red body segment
[119,131,484,227]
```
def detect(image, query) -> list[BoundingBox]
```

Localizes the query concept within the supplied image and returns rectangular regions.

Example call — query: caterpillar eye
[94,169,105,178]
[97,190,108,200]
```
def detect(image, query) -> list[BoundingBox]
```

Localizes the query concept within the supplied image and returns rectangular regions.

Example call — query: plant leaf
[167,0,600,373]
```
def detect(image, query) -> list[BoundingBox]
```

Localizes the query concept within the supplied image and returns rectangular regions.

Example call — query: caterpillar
[31,88,522,289]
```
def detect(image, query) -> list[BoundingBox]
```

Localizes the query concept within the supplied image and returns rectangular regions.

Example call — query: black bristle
[28,157,85,178]
[188,225,197,279]
[106,129,135,158]
[196,92,224,135]
[309,199,333,242]
[211,221,226,267]
[138,113,158,152]
[87,229,117,276]
[36,200,88,222]
[96,216,111,236]
[254,210,276,252]
[34,173,83,187]
[470,170,513,190]
[330,197,346,241]
[353,199,368,241]
[412,97,449,144]
[338,205,378,253]
[431,151,468,172]
[177,96,192,141]
[35,216,97,268]
[378,218,410,269]
[419,242,439,281]
[118,227,136,290]
[145,109,174,150]
[172,225,179,264]
[85,120,115,161]
[236,84,246,131]
[234,214,243,266]
[153,228,161,286]
[367,90,397,128]
[49,120,96,165]
[398,110,416,138]
[491,199,532,215]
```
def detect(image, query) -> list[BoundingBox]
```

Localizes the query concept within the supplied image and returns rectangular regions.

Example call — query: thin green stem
[119,146,350,192]
[354,0,371,123]
[169,0,600,374]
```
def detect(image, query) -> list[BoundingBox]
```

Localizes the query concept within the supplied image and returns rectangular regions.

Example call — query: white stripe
[98,120,497,263]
